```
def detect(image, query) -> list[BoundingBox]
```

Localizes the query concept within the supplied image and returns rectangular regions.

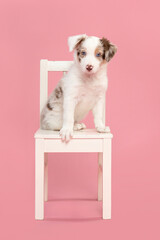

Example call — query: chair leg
[44,153,48,202]
[98,153,103,201]
[103,138,112,219]
[35,139,44,220]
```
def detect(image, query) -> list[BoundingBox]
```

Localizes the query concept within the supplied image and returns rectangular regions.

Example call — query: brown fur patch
[100,38,110,51]
[100,37,110,60]
[55,86,63,99]
[74,37,85,49]
[79,48,87,58]
[94,46,104,61]
[76,47,87,63]
[75,37,86,62]
[77,50,81,62]
[100,37,117,62]
[47,102,52,110]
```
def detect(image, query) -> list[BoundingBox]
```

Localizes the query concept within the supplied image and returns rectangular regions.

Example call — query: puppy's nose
[86,64,93,72]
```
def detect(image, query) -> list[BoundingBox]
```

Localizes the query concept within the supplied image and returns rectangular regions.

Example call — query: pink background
[1,0,160,239]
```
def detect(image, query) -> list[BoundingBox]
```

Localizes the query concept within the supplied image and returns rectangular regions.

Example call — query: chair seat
[34,128,113,139]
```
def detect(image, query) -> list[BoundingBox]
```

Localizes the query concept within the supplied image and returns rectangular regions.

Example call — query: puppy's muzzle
[86,64,93,72]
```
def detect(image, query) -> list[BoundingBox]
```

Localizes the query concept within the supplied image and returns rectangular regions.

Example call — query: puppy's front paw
[59,127,73,142]
[96,126,110,133]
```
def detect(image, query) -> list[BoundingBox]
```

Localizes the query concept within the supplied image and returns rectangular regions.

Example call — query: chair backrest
[40,59,106,125]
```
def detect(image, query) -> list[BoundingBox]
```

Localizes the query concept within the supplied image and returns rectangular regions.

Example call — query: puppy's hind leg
[41,114,63,131]
[73,122,86,131]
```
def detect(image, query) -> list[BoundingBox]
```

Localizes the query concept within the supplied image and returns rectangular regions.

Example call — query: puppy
[40,34,117,142]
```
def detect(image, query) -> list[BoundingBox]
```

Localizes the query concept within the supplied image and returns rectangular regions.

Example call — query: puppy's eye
[96,53,101,57]
[81,51,86,56]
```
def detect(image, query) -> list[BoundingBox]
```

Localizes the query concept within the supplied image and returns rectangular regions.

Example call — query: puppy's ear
[100,37,117,62]
[68,34,87,52]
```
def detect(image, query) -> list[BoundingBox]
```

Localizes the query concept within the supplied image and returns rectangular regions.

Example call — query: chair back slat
[47,61,73,71]
[40,59,106,125]
[40,59,48,114]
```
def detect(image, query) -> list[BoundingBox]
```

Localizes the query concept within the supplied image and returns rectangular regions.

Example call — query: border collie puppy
[40,34,117,142]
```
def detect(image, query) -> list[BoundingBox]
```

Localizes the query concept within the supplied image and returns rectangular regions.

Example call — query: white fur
[40,34,116,142]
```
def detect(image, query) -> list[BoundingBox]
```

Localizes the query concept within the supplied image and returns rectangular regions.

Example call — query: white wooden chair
[34,59,113,220]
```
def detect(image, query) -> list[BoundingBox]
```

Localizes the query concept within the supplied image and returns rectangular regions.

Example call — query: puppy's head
[68,34,117,75]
